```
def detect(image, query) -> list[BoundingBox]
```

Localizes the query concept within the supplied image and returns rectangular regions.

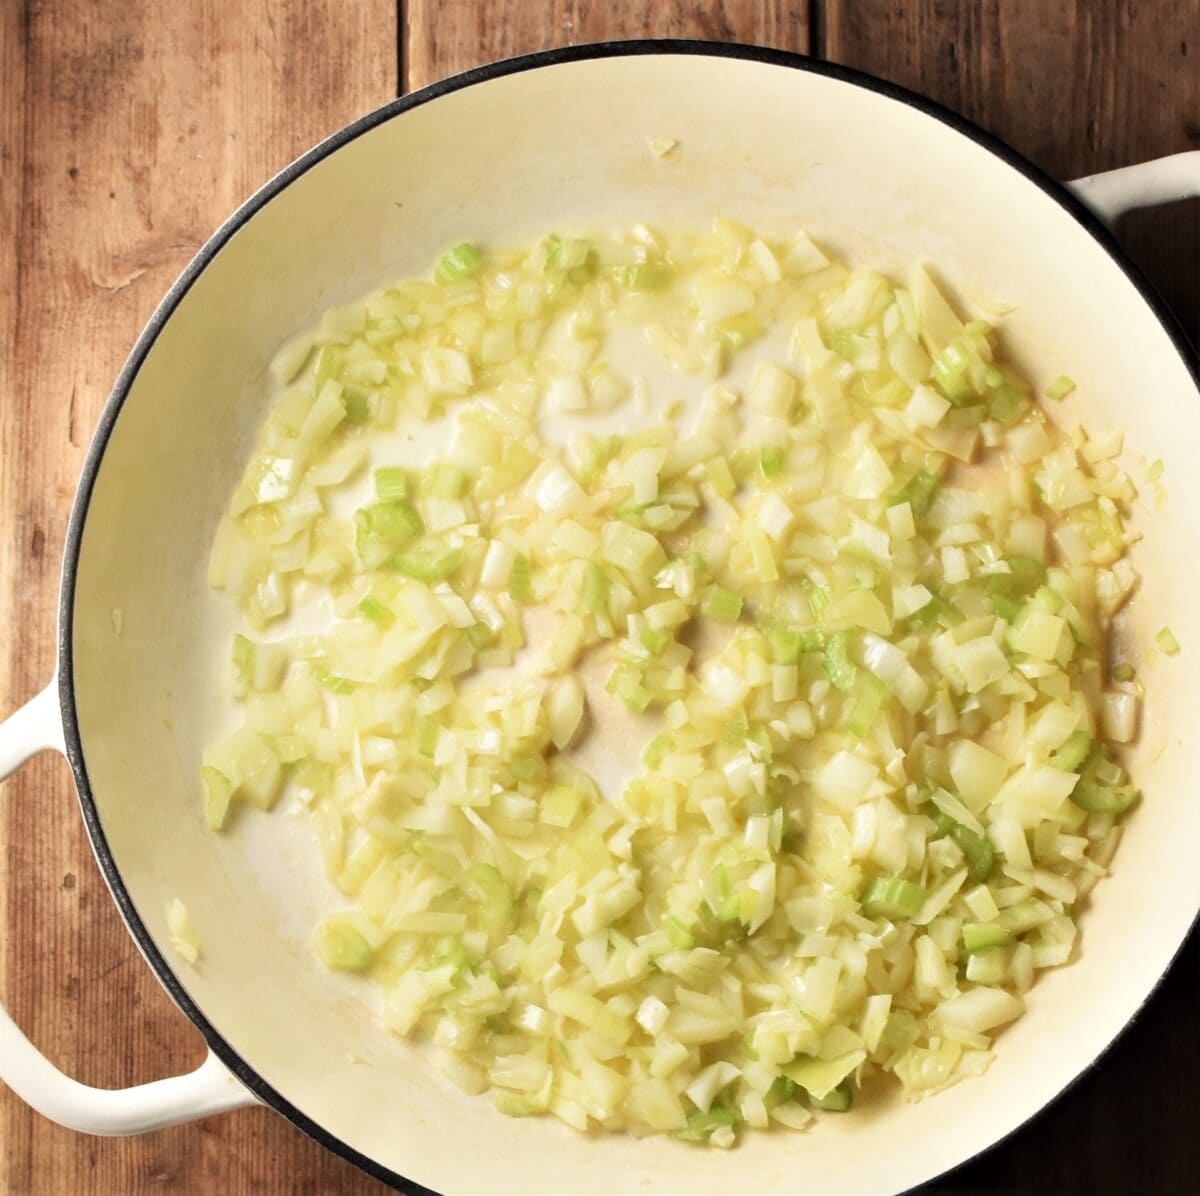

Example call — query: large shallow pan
[1,41,1198,1196]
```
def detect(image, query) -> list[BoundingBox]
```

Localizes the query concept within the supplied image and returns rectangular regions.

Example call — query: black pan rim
[50,36,1200,1196]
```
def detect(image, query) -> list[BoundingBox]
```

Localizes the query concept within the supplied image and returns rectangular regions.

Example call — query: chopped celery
[809,1081,853,1112]
[663,916,695,950]
[848,674,887,737]
[962,923,1013,954]
[924,801,995,883]
[760,444,786,477]
[356,501,424,558]
[606,665,650,713]
[674,1105,740,1142]
[341,389,370,425]
[427,463,470,499]
[984,556,1047,620]
[807,585,833,619]
[583,562,610,614]
[823,630,857,692]
[374,466,410,500]
[465,622,495,649]
[394,548,462,582]
[358,596,395,627]
[434,242,483,285]
[1050,730,1092,773]
[1070,746,1139,814]
[509,553,533,603]
[861,876,926,920]
[702,586,743,622]
[314,664,357,694]
[414,716,438,757]
[890,469,938,518]
[766,625,822,664]
[201,766,233,831]
[615,262,672,291]
[313,915,374,972]
[1045,374,1076,400]
[1156,626,1181,655]
[763,1075,796,1109]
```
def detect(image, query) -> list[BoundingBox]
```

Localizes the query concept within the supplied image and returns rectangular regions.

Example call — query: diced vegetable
[202,220,1148,1147]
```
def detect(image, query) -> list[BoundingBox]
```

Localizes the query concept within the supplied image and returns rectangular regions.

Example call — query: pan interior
[67,48,1200,1196]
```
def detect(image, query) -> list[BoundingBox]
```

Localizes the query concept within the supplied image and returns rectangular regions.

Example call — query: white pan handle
[1069,150,1200,225]
[0,682,259,1134]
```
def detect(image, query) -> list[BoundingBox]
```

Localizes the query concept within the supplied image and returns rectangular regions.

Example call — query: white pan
[1,42,1198,1196]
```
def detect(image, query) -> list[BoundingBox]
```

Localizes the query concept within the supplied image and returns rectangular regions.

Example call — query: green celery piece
[358,596,395,628]
[702,585,743,622]
[640,626,671,654]
[766,625,824,664]
[962,923,1014,953]
[465,622,495,649]
[373,466,409,500]
[807,584,832,619]
[1050,730,1092,773]
[809,1081,853,1112]
[1069,746,1140,814]
[314,663,356,694]
[427,464,470,499]
[394,548,462,582]
[848,674,887,737]
[340,388,370,425]
[312,344,343,389]
[614,262,672,291]
[495,1093,540,1118]
[414,717,439,757]
[674,1104,741,1143]
[823,629,857,691]
[984,556,1048,619]
[861,875,925,919]
[271,734,306,765]
[760,444,786,476]
[231,633,253,694]
[923,801,995,883]
[584,562,610,614]
[313,916,373,972]
[606,665,650,714]
[509,554,533,603]
[890,468,938,518]
[718,311,763,350]
[201,766,234,831]
[359,500,424,546]
[433,934,473,973]
[762,1075,796,1110]
[435,242,483,285]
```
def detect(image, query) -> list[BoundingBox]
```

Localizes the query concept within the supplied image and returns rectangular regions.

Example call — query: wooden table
[2,2,1197,1192]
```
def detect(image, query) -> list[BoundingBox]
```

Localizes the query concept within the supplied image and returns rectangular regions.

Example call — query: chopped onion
[203,219,1147,1145]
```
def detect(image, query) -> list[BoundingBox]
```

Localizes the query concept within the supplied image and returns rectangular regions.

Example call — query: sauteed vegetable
[204,220,1144,1145]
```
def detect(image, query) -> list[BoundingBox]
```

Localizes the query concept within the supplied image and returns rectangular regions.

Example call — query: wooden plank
[823,3,1200,1192]
[0,3,396,1193]
[403,0,810,90]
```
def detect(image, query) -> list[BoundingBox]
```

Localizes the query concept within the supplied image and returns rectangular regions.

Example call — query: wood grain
[403,0,810,90]
[0,3,396,1193]
[3,1,1199,1193]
